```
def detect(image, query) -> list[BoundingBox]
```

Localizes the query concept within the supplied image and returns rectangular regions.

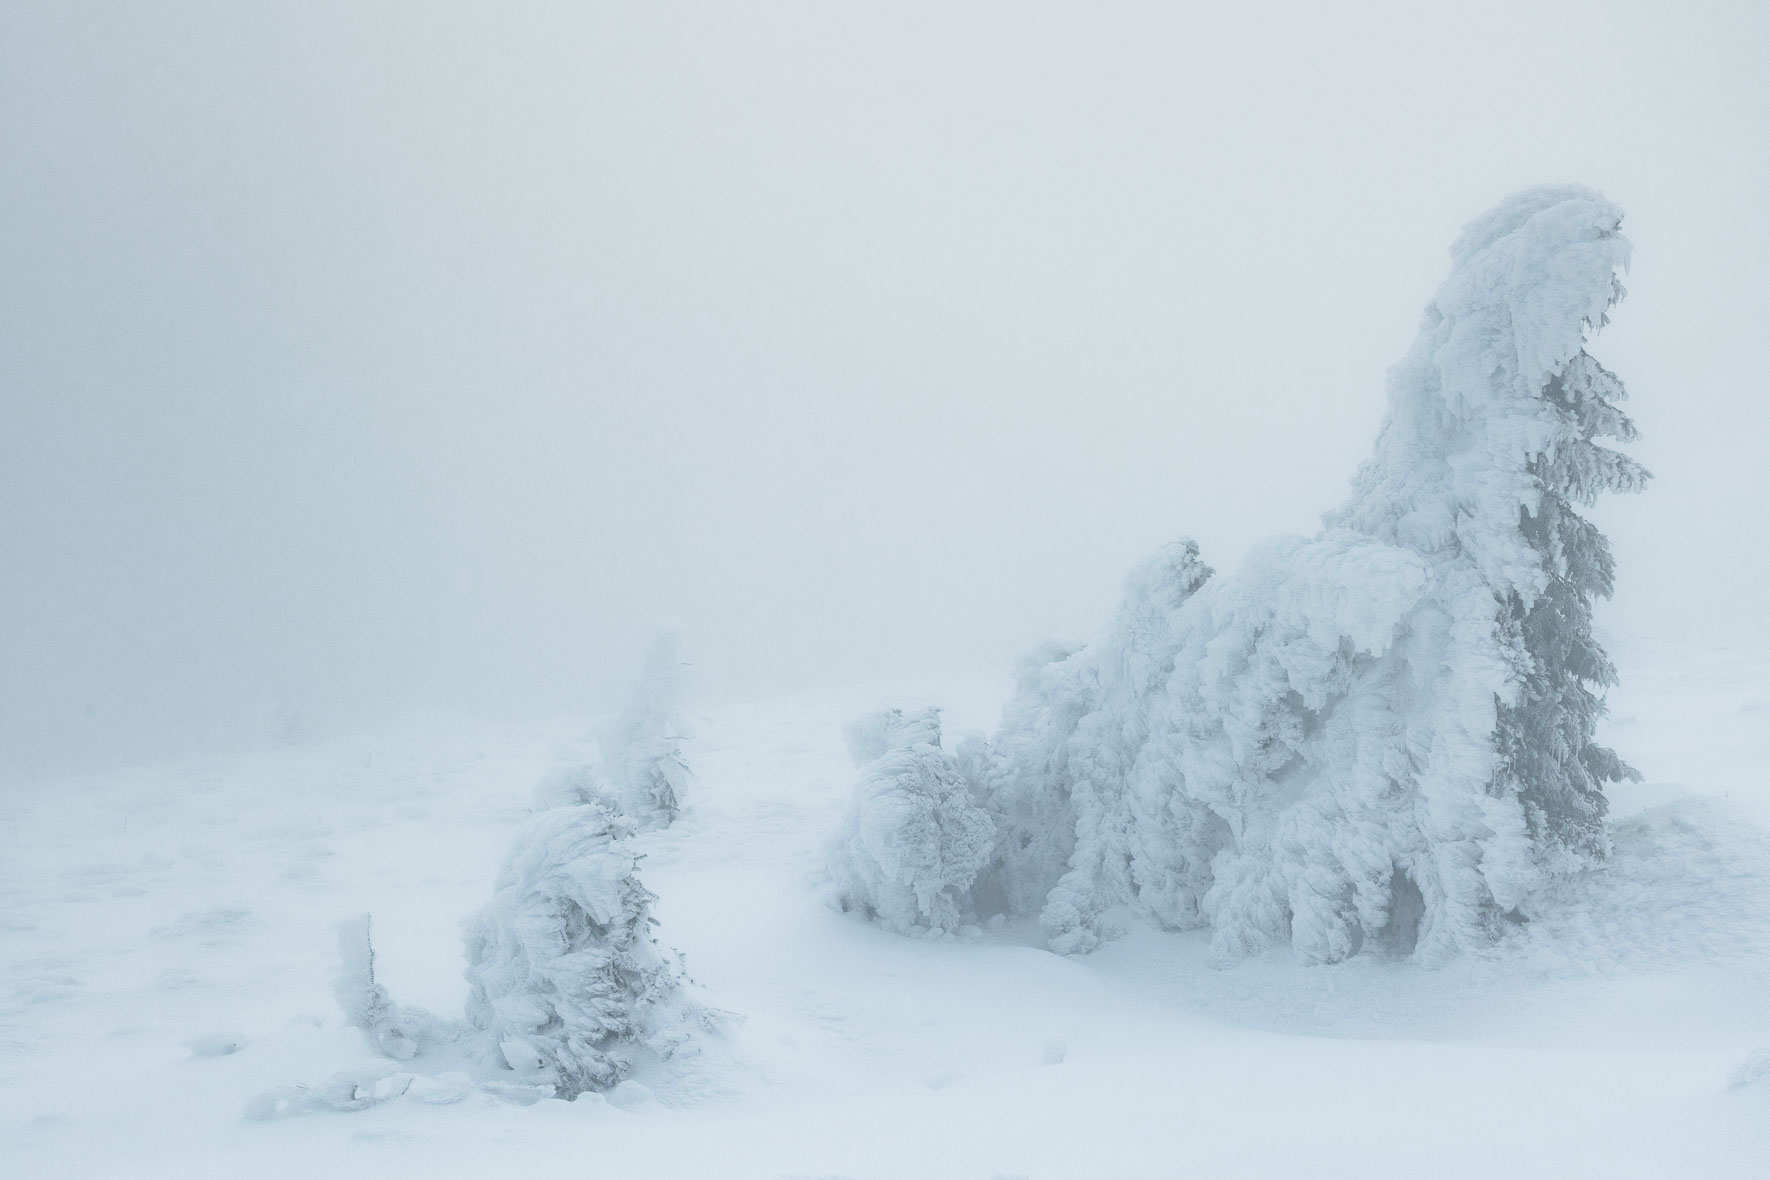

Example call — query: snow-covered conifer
[603,630,696,829]
[971,185,1648,964]
[843,706,942,768]
[1038,539,1213,952]
[462,801,710,1098]
[826,708,995,936]
[1320,184,1647,954]
[967,643,1093,920]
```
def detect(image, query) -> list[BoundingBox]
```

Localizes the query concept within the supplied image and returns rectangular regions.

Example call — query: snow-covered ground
[4,635,1769,1179]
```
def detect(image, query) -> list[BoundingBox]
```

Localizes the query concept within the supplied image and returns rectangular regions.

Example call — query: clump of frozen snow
[182,1033,245,1057]
[826,707,995,936]
[463,800,718,1098]
[244,1061,417,1119]
[244,1062,475,1120]
[953,185,1650,964]
[333,914,440,1060]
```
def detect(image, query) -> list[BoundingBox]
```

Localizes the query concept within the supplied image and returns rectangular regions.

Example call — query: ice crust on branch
[961,185,1648,963]
[827,708,996,936]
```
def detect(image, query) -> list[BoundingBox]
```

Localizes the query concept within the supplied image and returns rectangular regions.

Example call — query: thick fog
[3,1,1765,779]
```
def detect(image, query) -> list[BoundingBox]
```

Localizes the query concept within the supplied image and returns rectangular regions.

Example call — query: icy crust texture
[463,803,709,1096]
[827,708,996,935]
[975,185,1648,964]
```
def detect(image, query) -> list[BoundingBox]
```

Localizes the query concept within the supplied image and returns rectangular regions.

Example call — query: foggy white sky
[3,1,1766,778]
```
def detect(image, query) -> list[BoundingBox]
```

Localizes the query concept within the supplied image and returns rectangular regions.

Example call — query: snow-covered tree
[1039,539,1215,953]
[967,644,1091,922]
[966,185,1647,964]
[603,630,696,829]
[1316,184,1648,955]
[965,541,1215,952]
[462,801,712,1098]
[826,708,995,936]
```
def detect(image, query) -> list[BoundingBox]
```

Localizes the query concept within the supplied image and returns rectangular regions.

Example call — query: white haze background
[3,0,1766,779]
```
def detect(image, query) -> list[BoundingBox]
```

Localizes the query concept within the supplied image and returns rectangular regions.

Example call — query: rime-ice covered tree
[1040,540,1215,953]
[603,630,696,829]
[961,184,1648,963]
[826,708,995,936]
[965,644,1090,921]
[1313,184,1649,952]
[463,802,711,1097]
[970,542,1214,952]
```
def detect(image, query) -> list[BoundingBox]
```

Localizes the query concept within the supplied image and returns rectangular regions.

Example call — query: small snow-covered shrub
[603,630,696,829]
[462,801,711,1098]
[827,708,995,936]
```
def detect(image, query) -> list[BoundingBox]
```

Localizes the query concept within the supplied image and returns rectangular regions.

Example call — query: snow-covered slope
[3,638,1769,1179]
